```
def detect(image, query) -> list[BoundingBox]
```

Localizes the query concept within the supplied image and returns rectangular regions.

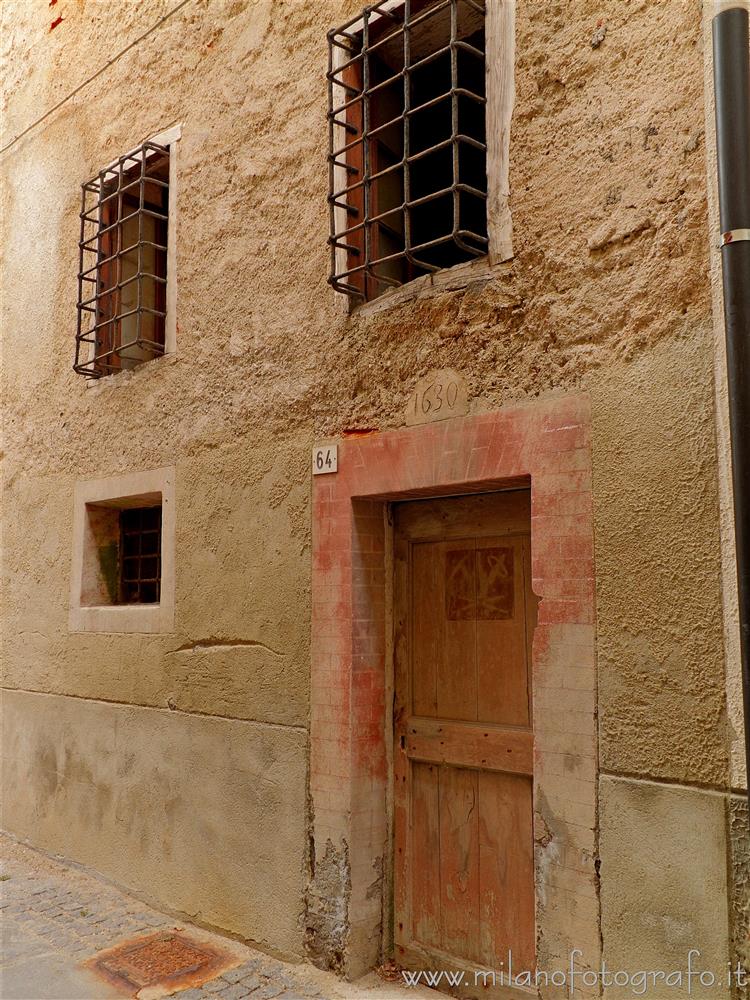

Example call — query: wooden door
[393,490,536,985]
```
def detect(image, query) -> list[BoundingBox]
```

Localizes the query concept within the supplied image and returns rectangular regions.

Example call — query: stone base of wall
[600,775,731,999]
[1,688,307,957]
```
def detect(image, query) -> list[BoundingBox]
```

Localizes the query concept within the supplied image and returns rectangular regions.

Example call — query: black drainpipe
[713,6,750,793]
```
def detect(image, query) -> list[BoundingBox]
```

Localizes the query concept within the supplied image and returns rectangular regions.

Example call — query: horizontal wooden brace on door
[402,716,532,776]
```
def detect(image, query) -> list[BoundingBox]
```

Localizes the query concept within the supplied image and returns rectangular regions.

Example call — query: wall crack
[166,637,283,656]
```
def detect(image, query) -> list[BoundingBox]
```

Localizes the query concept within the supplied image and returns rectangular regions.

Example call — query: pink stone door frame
[310,394,600,986]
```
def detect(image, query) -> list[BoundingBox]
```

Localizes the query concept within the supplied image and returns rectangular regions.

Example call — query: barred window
[328,0,487,303]
[74,142,169,378]
[119,506,162,605]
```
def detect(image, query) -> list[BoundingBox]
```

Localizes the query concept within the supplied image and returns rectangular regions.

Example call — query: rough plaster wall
[0,0,717,469]
[0,440,312,954]
[592,333,728,786]
[2,442,310,726]
[0,1,178,142]
[0,0,733,969]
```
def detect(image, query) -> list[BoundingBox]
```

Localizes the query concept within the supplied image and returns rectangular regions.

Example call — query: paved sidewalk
[0,838,436,1000]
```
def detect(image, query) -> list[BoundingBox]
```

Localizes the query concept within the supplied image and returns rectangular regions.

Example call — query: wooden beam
[404,716,533,776]
[486,0,515,263]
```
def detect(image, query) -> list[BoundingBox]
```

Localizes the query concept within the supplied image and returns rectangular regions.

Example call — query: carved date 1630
[405,368,469,426]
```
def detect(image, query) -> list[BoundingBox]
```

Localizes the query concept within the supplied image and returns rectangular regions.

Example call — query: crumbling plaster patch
[304,838,351,974]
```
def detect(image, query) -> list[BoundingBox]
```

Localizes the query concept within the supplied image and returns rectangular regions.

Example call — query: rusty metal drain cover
[88,930,235,992]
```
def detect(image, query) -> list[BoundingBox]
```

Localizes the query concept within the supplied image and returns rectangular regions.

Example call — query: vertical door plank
[439,542,478,722]
[476,536,530,727]
[411,762,441,948]
[478,770,535,971]
[522,536,537,715]
[439,765,480,961]
[393,533,410,948]
[412,542,441,718]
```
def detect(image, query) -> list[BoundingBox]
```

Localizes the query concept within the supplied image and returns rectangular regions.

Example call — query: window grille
[74,142,169,378]
[328,0,488,302]
[119,505,162,604]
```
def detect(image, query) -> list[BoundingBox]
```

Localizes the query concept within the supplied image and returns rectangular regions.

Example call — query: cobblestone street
[0,838,435,1000]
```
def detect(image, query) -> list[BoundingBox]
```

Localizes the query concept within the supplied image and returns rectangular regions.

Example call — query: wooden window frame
[95,159,169,373]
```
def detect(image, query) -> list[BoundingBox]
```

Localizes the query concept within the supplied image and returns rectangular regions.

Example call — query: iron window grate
[328,0,488,302]
[119,506,162,604]
[74,142,169,378]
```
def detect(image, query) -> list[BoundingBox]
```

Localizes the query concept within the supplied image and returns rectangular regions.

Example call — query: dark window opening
[119,506,162,604]
[328,0,487,302]
[74,142,169,378]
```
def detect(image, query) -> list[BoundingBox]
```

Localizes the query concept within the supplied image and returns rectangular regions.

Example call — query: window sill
[83,351,177,391]
[69,602,171,635]
[348,252,514,319]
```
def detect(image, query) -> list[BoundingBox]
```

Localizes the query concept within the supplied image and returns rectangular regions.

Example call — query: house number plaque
[312,444,338,475]
[406,368,469,426]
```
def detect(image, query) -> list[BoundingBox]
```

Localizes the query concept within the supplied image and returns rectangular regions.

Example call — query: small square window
[328,0,488,302]
[74,142,170,378]
[70,468,175,634]
[81,500,162,607]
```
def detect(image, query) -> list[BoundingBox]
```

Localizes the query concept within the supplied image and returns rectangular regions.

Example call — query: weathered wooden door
[393,490,536,983]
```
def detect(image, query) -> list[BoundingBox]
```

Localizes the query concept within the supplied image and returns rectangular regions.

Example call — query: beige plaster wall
[2,442,310,726]
[0,433,312,952]
[0,0,738,978]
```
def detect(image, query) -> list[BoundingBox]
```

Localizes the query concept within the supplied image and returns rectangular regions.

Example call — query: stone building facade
[1,0,747,997]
